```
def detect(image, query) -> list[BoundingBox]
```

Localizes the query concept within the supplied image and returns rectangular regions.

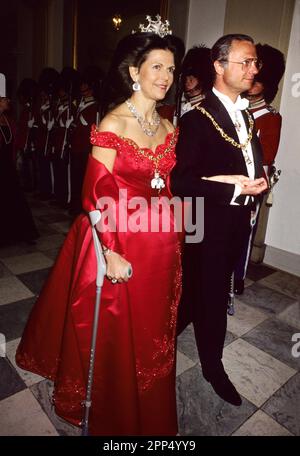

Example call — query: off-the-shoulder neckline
[92,127,178,153]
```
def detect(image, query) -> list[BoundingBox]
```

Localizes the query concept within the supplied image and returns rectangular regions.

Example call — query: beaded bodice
[90,126,178,194]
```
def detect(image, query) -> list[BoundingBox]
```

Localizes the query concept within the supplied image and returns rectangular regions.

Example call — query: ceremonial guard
[15,78,38,191]
[178,45,212,117]
[234,44,285,294]
[34,68,59,199]
[69,66,102,215]
[158,45,212,124]
[249,96,282,176]
[50,68,79,208]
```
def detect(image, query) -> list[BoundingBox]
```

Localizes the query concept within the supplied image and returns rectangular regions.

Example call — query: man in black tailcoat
[171,34,268,406]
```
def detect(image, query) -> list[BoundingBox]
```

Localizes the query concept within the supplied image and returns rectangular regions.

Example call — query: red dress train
[16,127,182,435]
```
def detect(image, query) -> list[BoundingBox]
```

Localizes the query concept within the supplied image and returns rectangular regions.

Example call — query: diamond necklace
[125,99,160,137]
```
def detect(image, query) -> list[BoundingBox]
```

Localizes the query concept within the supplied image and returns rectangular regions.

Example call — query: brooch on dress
[151,171,165,190]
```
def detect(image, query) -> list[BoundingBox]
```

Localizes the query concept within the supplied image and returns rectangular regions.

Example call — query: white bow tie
[233,97,249,111]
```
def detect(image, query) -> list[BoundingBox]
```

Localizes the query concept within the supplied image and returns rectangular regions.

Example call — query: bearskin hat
[255,44,285,103]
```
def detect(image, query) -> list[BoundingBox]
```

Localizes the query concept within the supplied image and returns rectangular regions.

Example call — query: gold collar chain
[195,105,254,151]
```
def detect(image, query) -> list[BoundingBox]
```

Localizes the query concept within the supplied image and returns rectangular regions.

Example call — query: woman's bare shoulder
[97,105,127,136]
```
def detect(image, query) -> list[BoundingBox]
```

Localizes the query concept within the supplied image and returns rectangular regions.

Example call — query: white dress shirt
[212,87,255,205]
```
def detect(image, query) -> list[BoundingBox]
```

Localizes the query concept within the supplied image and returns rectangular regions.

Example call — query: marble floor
[0,193,299,437]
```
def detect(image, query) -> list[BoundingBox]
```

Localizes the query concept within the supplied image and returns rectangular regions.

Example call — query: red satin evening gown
[16,126,182,436]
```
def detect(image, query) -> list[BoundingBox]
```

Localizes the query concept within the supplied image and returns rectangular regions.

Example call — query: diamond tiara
[132,15,172,38]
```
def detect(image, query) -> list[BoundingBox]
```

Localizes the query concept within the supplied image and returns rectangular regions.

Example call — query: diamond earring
[132,81,141,92]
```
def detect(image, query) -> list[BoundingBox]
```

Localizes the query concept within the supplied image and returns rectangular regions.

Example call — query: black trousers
[177,204,251,378]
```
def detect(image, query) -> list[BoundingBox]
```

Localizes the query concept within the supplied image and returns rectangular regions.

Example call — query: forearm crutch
[227,272,235,316]
[81,210,106,436]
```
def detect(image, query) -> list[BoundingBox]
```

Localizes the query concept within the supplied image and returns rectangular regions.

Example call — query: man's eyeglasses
[220,58,263,71]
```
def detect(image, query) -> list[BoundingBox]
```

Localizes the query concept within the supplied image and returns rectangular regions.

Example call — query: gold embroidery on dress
[120,131,178,188]
[136,242,182,394]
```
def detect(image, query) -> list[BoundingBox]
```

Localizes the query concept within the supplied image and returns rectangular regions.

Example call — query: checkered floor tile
[0,193,299,436]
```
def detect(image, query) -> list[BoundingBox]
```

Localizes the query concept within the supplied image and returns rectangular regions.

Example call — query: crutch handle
[89,210,106,287]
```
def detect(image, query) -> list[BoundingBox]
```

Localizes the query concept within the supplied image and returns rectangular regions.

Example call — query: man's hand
[241,177,268,195]
[203,175,251,186]
[203,175,268,196]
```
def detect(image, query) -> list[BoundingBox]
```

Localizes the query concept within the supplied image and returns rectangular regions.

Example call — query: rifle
[60,83,75,163]
[23,97,37,157]
[266,165,281,207]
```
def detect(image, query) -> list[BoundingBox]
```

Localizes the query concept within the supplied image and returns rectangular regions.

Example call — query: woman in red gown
[16,25,183,435]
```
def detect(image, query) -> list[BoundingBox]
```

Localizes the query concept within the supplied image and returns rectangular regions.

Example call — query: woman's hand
[105,250,132,283]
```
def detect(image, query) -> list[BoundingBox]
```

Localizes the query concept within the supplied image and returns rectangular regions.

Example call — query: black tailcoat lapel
[202,91,240,144]
[242,110,264,178]
[202,91,263,178]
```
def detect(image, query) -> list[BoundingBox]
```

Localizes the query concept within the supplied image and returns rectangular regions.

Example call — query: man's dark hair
[211,33,254,65]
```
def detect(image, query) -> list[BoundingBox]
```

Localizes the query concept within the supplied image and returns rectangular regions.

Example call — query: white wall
[186,0,226,48]
[168,0,190,43]
[265,0,300,274]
